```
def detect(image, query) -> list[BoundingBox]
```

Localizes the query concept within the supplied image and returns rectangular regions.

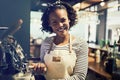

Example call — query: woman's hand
[29,62,47,74]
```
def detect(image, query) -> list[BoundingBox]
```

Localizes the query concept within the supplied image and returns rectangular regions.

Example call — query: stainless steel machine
[0,19,35,80]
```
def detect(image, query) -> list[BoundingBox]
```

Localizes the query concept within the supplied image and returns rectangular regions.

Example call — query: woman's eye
[51,21,57,24]
[61,18,66,23]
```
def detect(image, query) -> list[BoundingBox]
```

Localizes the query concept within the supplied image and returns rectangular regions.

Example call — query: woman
[31,1,88,80]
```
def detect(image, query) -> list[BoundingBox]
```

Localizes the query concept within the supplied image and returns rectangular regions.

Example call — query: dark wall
[96,10,107,44]
[0,0,31,56]
[96,3,108,45]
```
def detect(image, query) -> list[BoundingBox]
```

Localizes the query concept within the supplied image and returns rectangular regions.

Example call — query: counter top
[88,56,112,80]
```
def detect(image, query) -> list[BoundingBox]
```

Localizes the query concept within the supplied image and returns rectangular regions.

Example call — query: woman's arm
[62,39,88,80]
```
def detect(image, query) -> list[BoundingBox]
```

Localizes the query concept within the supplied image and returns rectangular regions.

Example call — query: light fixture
[0,27,8,30]
[41,3,47,7]
[100,1,105,6]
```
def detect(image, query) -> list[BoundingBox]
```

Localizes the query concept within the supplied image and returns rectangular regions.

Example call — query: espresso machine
[0,19,34,80]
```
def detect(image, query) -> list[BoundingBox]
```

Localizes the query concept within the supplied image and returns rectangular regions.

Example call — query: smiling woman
[49,8,70,38]
[30,1,88,80]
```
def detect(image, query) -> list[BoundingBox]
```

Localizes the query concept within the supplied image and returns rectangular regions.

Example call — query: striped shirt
[40,36,88,80]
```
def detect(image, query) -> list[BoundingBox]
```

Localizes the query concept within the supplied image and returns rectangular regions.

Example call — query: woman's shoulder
[42,36,54,44]
[72,36,88,55]
[74,36,87,43]
[72,36,88,47]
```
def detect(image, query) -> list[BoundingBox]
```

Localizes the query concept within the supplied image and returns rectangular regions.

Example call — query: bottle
[117,36,120,52]
[112,40,117,58]
[117,36,120,43]
[96,49,100,63]
[105,40,117,74]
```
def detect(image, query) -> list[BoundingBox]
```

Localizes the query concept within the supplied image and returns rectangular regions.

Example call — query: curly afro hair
[41,1,77,33]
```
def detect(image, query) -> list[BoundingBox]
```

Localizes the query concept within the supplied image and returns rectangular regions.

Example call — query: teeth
[58,28,64,31]
[58,27,65,31]
[57,26,66,31]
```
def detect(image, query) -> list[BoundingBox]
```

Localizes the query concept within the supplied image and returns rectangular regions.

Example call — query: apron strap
[48,34,72,54]
[48,37,53,54]
[69,34,72,53]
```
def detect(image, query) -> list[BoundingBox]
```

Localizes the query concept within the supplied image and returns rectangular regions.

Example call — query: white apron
[44,36,77,80]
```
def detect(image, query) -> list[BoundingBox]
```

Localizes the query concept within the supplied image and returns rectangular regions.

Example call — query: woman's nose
[58,22,63,27]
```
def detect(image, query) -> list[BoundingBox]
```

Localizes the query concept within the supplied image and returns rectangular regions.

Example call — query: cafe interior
[0,0,120,80]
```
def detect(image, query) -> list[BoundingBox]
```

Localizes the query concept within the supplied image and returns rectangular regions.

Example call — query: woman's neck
[53,34,70,45]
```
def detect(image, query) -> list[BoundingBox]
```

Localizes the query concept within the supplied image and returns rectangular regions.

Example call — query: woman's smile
[49,9,70,37]
[57,26,67,32]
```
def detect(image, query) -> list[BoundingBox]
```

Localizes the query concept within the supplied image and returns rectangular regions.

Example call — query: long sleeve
[40,37,53,62]
[40,37,51,62]
[40,42,46,62]
[61,38,88,80]
[40,37,88,80]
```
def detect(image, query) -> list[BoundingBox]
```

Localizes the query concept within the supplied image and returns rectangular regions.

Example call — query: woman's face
[49,9,70,37]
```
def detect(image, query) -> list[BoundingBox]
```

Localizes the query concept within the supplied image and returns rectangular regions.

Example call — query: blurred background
[0,0,120,80]
[0,0,120,57]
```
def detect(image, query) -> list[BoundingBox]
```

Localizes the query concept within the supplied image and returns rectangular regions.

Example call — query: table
[88,56,112,80]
